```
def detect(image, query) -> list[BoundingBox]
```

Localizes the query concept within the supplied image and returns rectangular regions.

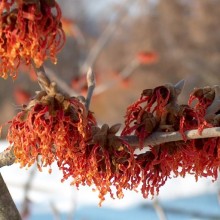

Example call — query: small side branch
[21,166,37,218]
[153,199,167,220]
[94,58,139,95]
[85,68,95,111]
[44,67,79,97]
[32,63,51,93]
[80,0,132,73]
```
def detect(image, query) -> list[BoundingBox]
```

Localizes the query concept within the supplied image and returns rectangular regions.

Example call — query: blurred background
[1,0,220,219]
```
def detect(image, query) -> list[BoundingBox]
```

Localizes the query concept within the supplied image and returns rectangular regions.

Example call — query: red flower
[62,124,140,206]
[122,84,220,199]
[122,84,178,147]
[189,87,215,133]
[0,0,65,78]
[7,91,96,172]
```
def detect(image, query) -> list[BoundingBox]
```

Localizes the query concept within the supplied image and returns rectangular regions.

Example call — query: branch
[0,173,22,220]
[85,68,95,111]
[152,199,167,220]
[20,166,37,219]
[94,58,139,95]
[44,67,79,97]
[123,127,220,146]
[32,63,51,93]
[1,127,220,168]
[80,0,132,73]
[50,202,61,220]
[0,147,15,168]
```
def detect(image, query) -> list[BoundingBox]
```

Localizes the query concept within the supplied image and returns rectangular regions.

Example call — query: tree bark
[0,173,21,220]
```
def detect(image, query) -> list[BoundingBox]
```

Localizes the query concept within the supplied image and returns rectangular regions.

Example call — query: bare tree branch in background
[85,68,95,111]
[44,67,79,97]
[80,0,133,74]
[152,199,167,220]
[94,58,139,95]
[21,166,37,219]
[50,202,61,220]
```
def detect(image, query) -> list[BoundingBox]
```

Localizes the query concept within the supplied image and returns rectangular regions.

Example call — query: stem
[94,58,139,95]
[85,68,95,111]
[80,0,131,73]
[21,166,37,218]
[32,63,51,93]
[153,199,167,220]
[44,67,79,97]
[0,173,22,220]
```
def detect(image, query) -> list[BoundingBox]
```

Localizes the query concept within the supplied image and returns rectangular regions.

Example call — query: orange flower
[7,91,96,172]
[136,138,220,198]
[62,124,140,206]
[0,0,65,78]
[122,84,220,199]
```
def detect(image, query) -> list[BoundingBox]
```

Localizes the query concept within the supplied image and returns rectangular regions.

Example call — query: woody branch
[1,127,220,168]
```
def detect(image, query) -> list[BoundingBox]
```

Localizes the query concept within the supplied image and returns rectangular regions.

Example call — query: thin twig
[31,63,51,93]
[21,166,37,219]
[94,58,139,95]
[152,199,167,220]
[44,67,79,97]
[85,68,95,111]
[50,202,61,220]
[80,0,132,73]
[67,188,77,220]
[144,202,220,219]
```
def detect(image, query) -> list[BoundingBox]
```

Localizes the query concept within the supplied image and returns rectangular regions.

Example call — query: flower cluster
[122,83,220,199]
[7,80,220,205]
[7,89,96,173]
[61,124,141,205]
[0,0,65,78]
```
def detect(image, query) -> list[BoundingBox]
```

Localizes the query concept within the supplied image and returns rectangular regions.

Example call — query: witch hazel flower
[122,80,185,147]
[120,82,220,200]
[7,81,96,173]
[63,124,140,206]
[0,0,65,78]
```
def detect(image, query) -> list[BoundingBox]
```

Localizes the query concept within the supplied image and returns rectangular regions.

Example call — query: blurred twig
[143,201,220,219]
[80,0,133,73]
[50,202,61,220]
[85,68,95,111]
[152,199,167,220]
[21,166,37,219]
[32,63,51,93]
[94,58,139,95]
[44,67,79,97]
[67,188,77,220]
